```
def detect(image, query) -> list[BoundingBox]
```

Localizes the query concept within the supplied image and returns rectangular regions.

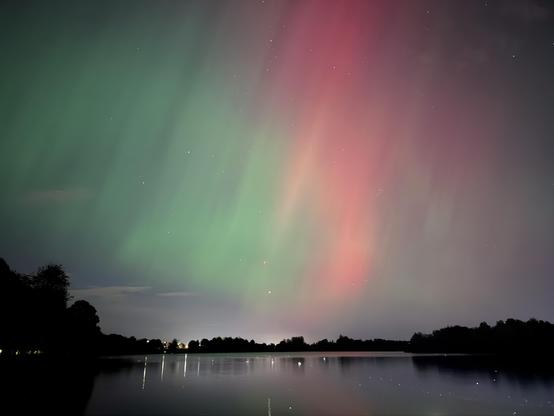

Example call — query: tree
[276,336,307,352]
[67,300,101,353]
[31,263,71,352]
[167,338,179,353]
[0,258,34,352]
[148,339,164,352]
[68,300,100,331]
[32,264,70,309]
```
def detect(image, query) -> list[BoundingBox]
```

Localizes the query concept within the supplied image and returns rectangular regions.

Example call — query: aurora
[1,0,553,342]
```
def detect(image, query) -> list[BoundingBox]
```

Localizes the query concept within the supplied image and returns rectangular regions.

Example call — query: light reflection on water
[84,352,554,415]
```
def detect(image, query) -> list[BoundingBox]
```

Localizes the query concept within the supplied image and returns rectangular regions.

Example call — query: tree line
[0,258,98,355]
[409,319,554,353]
[2,258,553,356]
[185,335,407,353]
[0,258,165,356]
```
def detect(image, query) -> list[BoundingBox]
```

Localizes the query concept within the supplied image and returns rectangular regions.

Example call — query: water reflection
[6,353,552,415]
[1,357,97,415]
[183,353,187,378]
[141,356,147,390]
[130,354,547,414]
[412,354,554,387]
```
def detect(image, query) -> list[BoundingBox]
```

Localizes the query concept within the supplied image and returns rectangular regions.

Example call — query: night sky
[1,0,554,343]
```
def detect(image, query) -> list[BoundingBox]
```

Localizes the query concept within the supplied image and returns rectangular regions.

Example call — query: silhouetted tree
[408,319,554,353]
[187,340,199,352]
[148,338,164,352]
[32,263,70,309]
[276,336,307,352]
[67,300,101,354]
[0,258,34,353]
[3,258,554,357]
[167,338,179,353]
[31,263,71,352]
[313,338,331,350]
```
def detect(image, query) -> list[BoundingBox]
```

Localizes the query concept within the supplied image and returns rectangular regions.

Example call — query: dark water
[4,352,554,415]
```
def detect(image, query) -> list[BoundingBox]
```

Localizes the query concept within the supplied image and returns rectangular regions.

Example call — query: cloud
[23,187,92,204]
[71,286,197,300]
[71,286,151,299]
[156,291,198,297]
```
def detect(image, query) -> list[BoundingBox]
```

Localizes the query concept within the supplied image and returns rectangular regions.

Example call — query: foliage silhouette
[2,257,554,356]
[167,338,180,353]
[67,300,101,354]
[0,259,101,355]
[184,334,409,353]
[409,318,554,353]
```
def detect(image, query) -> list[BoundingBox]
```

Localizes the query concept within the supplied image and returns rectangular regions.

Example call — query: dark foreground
[2,352,554,415]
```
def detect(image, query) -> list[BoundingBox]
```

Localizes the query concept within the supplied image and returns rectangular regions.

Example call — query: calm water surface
[78,352,554,415]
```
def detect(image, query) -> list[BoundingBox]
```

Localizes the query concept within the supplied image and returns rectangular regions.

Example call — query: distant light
[297,361,302,366]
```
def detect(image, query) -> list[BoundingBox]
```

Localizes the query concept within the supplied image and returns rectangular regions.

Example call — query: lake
[4,352,554,415]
